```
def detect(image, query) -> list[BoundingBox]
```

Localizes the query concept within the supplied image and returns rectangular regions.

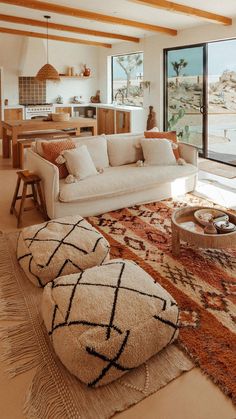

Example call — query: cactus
[167,108,185,130]
[182,125,190,141]
[168,109,190,142]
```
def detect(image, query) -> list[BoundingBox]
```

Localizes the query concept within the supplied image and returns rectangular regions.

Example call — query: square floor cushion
[42,259,179,387]
[17,215,110,287]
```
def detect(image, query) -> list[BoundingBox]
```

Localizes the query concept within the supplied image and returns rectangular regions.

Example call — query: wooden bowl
[51,113,70,122]
[194,208,228,226]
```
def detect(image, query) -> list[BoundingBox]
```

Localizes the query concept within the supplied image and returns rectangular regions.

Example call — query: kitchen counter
[4,105,24,109]
[53,103,143,111]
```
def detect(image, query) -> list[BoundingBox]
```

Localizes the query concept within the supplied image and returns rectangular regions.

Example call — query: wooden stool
[10,171,48,228]
[18,139,35,170]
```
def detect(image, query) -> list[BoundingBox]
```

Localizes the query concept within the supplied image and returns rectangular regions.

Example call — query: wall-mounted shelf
[59,75,92,79]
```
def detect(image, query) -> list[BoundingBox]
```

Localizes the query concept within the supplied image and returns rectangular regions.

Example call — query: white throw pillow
[63,145,98,180]
[107,134,144,166]
[73,135,109,169]
[141,138,177,166]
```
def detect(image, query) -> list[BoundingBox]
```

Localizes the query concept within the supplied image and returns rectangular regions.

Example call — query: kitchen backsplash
[19,77,46,105]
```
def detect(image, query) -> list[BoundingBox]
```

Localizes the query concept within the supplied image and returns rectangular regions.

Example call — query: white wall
[0,34,24,105]
[98,18,236,129]
[0,34,100,106]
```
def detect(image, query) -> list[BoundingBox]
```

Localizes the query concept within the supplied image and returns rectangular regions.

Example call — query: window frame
[111,51,144,108]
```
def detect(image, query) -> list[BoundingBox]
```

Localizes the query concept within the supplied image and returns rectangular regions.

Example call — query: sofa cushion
[73,135,109,169]
[107,133,144,166]
[34,137,70,156]
[17,215,110,287]
[41,259,179,387]
[59,163,198,203]
[141,138,177,166]
[144,131,180,160]
[41,139,76,179]
[63,146,98,180]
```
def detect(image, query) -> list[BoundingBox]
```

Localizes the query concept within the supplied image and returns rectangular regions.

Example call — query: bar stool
[10,170,48,228]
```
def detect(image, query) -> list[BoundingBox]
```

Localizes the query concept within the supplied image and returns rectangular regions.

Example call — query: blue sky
[208,39,236,75]
[167,39,236,77]
[168,47,203,77]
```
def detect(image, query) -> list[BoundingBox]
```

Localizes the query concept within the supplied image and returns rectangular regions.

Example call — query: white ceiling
[0,0,235,45]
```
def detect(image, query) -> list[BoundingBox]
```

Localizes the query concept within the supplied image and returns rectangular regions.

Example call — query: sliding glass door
[207,39,236,165]
[164,40,236,166]
[164,45,207,153]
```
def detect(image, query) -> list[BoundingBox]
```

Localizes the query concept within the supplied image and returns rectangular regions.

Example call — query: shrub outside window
[111,52,144,107]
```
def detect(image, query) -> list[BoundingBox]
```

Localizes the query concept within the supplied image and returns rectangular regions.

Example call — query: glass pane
[208,40,236,165]
[112,52,144,107]
[166,46,204,149]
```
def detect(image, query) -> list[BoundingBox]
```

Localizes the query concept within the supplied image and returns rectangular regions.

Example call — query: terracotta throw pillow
[42,139,76,178]
[144,131,180,160]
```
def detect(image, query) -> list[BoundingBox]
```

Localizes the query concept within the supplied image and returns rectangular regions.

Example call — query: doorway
[164,40,236,166]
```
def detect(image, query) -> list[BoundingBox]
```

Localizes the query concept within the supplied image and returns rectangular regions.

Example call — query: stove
[25,104,53,119]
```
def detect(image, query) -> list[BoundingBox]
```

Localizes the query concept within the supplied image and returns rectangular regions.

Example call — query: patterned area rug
[88,194,236,404]
[0,231,193,419]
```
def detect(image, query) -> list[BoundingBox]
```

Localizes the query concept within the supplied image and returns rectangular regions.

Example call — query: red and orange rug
[88,194,236,404]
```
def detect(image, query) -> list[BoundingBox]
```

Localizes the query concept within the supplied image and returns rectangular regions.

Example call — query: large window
[111,52,144,107]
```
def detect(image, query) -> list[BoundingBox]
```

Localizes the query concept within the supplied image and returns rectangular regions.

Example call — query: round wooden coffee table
[171,206,236,256]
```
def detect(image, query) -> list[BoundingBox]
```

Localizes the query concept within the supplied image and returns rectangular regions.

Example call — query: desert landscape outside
[166,40,236,165]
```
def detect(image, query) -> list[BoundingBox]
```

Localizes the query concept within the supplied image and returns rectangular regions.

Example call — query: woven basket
[52,113,70,122]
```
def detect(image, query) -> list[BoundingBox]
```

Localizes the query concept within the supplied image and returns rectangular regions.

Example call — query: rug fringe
[0,323,41,377]
[24,362,80,419]
[0,234,27,321]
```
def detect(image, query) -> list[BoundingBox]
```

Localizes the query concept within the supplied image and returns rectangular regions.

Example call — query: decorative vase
[83,65,91,77]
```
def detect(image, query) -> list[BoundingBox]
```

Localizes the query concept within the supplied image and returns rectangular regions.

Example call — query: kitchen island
[2,117,97,168]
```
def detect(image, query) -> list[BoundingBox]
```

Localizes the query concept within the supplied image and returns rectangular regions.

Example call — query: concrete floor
[0,155,235,419]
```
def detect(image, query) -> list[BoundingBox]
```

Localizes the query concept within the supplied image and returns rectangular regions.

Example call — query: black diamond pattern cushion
[42,259,179,387]
[17,215,110,287]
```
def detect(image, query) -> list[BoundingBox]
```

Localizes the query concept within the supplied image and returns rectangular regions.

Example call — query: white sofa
[27,133,198,219]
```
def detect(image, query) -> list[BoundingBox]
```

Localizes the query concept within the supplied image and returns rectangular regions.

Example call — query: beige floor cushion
[17,215,110,287]
[42,259,179,387]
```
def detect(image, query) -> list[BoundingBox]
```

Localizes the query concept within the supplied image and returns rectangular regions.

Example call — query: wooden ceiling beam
[131,0,232,25]
[0,26,112,48]
[0,0,177,36]
[0,13,140,43]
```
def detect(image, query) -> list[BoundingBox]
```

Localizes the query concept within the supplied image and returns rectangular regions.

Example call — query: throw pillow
[63,145,98,180]
[144,131,180,160]
[141,138,176,166]
[107,134,144,166]
[73,135,109,169]
[34,136,70,157]
[41,139,76,179]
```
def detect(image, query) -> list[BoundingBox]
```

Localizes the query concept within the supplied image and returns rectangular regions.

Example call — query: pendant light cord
[44,15,50,64]
[47,17,49,64]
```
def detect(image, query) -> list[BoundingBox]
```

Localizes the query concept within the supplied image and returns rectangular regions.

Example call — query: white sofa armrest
[178,142,198,167]
[26,149,59,219]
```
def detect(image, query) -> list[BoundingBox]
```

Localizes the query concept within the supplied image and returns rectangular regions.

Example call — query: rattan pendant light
[36,16,60,82]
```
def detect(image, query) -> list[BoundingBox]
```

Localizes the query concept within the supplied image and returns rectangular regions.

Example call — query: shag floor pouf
[42,259,179,387]
[17,215,110,287]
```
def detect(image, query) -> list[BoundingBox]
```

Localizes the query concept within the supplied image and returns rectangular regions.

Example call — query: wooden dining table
[2,117,97,168]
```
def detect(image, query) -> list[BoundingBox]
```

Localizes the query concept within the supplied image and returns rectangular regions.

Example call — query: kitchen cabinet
[55,106,73,116]
[116,110,130,134]
[97,108,115,135]
[4,108,23,121]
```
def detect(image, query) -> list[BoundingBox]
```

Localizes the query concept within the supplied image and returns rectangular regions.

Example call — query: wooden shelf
[59,75,92,79]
